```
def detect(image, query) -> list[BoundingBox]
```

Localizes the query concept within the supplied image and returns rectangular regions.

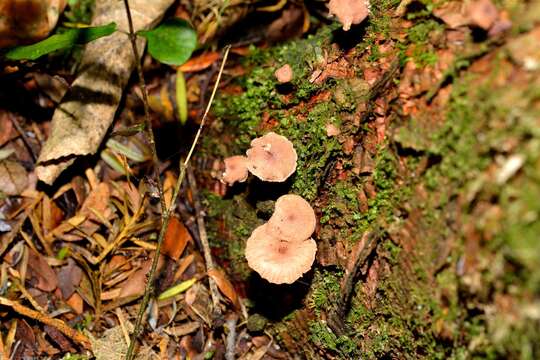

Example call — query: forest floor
[0,0,539,359]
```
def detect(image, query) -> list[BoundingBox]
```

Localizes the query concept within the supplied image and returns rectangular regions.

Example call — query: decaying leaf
[35,0,175,185]
[0,160,28,196]
[27,248,58,292]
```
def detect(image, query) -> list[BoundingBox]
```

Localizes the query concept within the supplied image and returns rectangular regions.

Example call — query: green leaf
[158,278,197,300]
[175,69,188,124]
[4,22,117,61]
[138,19,197,65]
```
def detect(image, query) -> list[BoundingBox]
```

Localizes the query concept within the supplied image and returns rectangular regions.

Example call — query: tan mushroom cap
[245,224,317,284]
[267,194,316,242]
[222,155,249,185]
[275,64,293,83]
[246,132,297,182]
[328,0,370,31]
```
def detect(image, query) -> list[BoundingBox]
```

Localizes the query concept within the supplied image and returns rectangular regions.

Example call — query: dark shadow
[471,27,489,43]
[276,82,294,95]
[245,176,293,205]
[331,20,369,51]
[61,84,116,106]
[246,270,314,321]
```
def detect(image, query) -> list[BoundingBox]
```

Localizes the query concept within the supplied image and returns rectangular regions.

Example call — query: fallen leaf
[207,268,240,309]
[44,325,75,353]
[158,278,196,300]
[56,258,83,299]
[27,248,58,292]
[178,51,220,72]
[0,160,28,196]
[119,255,164,298]
[35,0,175,184]
[66,292,84,314]
[79,182,111,235]
[161,217,191,261]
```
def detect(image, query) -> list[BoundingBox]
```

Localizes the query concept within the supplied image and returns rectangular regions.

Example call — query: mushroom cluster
[221,133,317,284]
[221,132,297,185]
[245,195,317,284]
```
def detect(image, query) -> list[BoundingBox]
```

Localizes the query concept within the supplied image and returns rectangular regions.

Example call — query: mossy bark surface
[199,1,540,358]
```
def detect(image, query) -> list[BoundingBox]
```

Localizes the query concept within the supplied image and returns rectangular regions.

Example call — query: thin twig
[9,114,37,162]
[0,296,91,349]
[224,315,238,360]
[124,34,231,360]
[122,0,166,216]
[187,165,222,311]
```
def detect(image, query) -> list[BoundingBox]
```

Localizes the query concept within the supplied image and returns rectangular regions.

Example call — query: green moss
[308,269,342,316]
[308,320,359,357]
[202,191,260,279]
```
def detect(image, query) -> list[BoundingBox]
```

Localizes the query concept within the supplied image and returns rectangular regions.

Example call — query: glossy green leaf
[138,19,197,65]
[5,22,117,61]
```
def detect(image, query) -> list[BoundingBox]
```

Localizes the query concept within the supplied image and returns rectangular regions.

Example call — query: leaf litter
[1,0,539,358]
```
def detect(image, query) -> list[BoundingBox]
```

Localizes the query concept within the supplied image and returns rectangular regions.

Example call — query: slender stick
[122,0,166,216]
[187,165,222,311]
[123,27,231,360]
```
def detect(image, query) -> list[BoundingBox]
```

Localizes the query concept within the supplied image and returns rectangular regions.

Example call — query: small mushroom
[275,64,293,83]
[328,0,370,31]
[245,224,317,284]
[221,155,249,185]
[267,194,316,241]
[246,132,297,182]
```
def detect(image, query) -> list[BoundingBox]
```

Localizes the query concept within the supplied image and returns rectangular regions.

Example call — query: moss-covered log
[199,1,540,358]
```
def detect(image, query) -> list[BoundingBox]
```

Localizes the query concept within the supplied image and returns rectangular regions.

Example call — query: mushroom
[328,0,370,31]
[275,64,293,83]
[245,224,317,284]
[267,194,316,241]
[246,132,297,182]
[221,155,249,185]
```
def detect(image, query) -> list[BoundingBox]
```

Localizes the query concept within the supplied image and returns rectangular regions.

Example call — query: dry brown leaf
[207,268,240,309]
[0,160,28,196]
[0,0,67,48]
[178,51,220,73]
[79,182,111,235]
[66,292,84,314]
[35,0,175,184]
[161,217,191,261]
[56,259,83,299]
[27,248,58,292]
[119,255,164,298]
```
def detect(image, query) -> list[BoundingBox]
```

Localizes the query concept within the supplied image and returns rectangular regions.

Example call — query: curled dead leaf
[207,268,240,309]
